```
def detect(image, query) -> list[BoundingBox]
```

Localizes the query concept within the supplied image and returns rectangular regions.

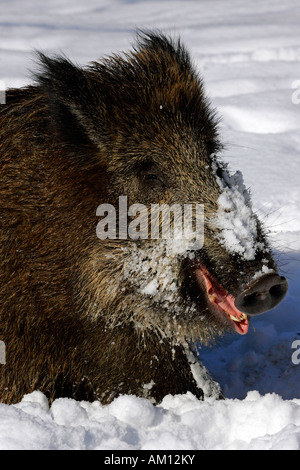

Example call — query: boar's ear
[36,53,105,147]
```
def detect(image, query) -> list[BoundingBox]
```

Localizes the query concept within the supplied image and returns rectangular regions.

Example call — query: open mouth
[194,265,249,335]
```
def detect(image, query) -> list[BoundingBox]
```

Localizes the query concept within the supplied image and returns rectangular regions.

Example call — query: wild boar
[0,32,288,404]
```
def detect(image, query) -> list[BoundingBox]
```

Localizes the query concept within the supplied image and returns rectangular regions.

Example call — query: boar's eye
[144,173,158,181]
[139,165,167,189]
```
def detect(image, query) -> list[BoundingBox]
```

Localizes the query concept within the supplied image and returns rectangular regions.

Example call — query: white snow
[1,0,300,451]
[211,163,264,260]
[1,390,300,450]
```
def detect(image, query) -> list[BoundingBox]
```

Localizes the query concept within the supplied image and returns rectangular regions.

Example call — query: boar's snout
[234,273,288,316]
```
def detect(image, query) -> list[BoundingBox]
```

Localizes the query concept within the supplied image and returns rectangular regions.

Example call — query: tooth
[229,314,240,322]
[229,313,248,322]
[209,294,216,303]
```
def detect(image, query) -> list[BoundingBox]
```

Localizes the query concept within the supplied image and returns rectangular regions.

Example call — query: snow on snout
[211,163,265,260]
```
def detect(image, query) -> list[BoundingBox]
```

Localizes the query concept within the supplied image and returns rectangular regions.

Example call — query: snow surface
[1,0,300,451]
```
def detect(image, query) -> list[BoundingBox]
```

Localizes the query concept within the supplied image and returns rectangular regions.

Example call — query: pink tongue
[215,291,243,318]
[199,268,241,316]
[196,267,249,335]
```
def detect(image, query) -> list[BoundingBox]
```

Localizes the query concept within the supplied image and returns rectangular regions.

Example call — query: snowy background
[1,0,300,450]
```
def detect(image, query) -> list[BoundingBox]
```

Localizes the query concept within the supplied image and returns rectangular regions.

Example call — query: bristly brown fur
[0,31,275,405]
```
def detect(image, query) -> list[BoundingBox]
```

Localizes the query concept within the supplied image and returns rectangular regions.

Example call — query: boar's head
[38,32,288,346]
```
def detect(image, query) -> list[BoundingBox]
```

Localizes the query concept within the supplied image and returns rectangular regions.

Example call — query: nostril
[269,283,287,299]
[234,273,288,316]
[243,292,258,307]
